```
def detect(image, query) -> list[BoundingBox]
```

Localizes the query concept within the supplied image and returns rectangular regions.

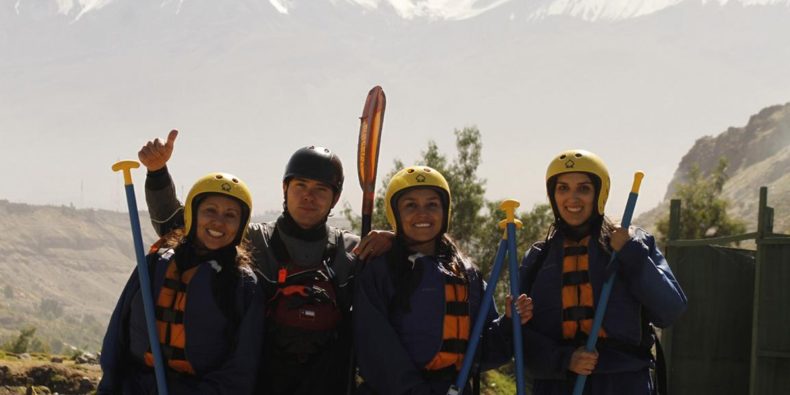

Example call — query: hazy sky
[2,0,789,223]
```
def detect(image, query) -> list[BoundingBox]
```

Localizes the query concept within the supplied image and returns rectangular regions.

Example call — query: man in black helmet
[138,130,390,395]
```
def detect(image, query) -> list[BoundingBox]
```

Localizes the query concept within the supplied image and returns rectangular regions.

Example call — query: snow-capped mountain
[529,0,790,21]
[5,0,790,22]
[6,0,790,22]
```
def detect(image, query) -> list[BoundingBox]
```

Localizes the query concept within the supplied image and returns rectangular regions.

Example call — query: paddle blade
[357,85,386,216]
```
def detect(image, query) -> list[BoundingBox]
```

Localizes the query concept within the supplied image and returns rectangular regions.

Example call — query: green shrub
[2,327,37,353]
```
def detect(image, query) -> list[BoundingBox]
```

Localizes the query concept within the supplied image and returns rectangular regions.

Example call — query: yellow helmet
[385,166,451,235]
[545,149,610,215]
[184,172,253,244]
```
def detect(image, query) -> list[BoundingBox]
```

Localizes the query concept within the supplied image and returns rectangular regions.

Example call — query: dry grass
[0,353,100,395]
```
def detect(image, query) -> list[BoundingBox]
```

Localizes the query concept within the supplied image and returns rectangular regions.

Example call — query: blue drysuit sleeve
[614,229,688,328]
[144,166,185,237]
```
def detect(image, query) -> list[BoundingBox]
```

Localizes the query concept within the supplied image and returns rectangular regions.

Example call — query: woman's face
[397,187,444,254]
[194,194,242,250]
[553,172,595,227]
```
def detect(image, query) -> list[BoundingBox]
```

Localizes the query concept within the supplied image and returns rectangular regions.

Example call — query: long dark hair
[157,228,254,273]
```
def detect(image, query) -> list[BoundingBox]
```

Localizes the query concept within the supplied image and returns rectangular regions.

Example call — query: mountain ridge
[6,0,790,23]
[636,102,790,234]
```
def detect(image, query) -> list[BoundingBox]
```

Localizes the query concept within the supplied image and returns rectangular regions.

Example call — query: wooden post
[749,187,768,395]
[669,199,681,242]
[664,198,681,390]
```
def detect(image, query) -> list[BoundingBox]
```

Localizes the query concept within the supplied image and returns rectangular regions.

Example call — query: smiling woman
[353,165,533,395]
[518,149,687,395]
[98,172,266,395]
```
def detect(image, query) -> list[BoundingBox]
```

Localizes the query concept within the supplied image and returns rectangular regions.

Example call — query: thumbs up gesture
[138,129,178,171]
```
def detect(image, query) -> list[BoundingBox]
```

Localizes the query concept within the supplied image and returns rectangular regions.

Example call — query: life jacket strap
[564,246,588,256]
[446,301,469,316]
[562,270,590,286]
[563,306,595,322]
[440,338,469,354]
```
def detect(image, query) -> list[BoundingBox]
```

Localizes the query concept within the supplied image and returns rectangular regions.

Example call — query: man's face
[284,177,339,229]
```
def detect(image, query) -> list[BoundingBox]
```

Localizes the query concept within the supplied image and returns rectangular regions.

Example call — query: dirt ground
[0,356,100,395]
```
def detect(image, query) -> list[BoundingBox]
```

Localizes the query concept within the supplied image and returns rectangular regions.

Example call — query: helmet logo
[415,174,426,183]
[564,159,575,169]
[221,182,232,192]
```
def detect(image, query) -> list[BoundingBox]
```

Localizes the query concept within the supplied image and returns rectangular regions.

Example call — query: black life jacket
[264,227,345,358]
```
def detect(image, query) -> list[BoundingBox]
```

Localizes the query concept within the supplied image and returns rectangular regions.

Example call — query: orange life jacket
[144,252,198,375]
[561,236,607,340]
[424,272,471,371]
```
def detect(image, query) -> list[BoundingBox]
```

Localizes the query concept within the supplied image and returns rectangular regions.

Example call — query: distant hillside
[0,200,159,353]
[0,200,351,352]
[637,102,790,234]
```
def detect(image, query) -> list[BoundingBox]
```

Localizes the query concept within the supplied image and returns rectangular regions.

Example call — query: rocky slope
[0,200,349,352]
[637,102,790,234]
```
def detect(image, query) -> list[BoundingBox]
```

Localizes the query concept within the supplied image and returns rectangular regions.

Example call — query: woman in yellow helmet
[98,173,265,395]
[519,150,687,395]
[353,166,533,395]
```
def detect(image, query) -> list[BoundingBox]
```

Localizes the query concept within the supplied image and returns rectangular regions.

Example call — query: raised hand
[138,129,178,171]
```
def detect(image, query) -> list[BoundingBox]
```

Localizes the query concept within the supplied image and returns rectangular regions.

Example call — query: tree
[344,127,487,249]
[472,201,554,311]
[656,158,746,244]
[3,327,37,354]
[415,128,487,255]
[343,125,554,271]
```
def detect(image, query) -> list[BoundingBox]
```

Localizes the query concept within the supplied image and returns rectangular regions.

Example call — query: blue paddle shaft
[449,239,509,394]
[123,185,169,395]
[572,191,639,395]
[507,223,526,395]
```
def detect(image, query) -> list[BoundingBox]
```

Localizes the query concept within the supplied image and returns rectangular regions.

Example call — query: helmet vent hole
[575,153,582,157]
[424,168,431,172]
[232,178,239,183]
[215,175,223,179]
[560,155,566,159]
[407,169,414,173]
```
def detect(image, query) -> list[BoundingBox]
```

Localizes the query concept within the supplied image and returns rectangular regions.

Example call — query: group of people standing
[98,129,687,395]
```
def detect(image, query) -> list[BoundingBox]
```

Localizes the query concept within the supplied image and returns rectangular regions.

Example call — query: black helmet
[283,146,344,193]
